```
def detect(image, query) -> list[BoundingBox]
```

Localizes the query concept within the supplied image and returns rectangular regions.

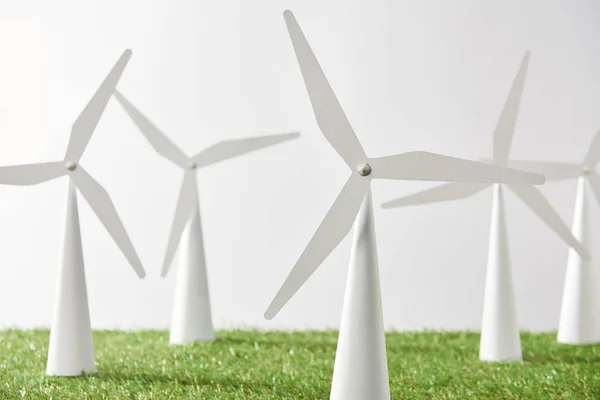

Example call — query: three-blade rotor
[264,11,546,320]
[382,51,591,262]
[497,129,600,221]
[114,92,300,276]
[0,50,145,278]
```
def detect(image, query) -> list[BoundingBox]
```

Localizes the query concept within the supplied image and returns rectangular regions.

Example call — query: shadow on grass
[81,370,320,396]
[215,334,338,352]
[523,353,600,365]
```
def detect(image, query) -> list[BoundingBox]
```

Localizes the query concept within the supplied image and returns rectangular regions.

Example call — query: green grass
[0,330,598,399]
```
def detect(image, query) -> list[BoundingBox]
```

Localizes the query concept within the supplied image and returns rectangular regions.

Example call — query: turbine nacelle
[356,163,372,177]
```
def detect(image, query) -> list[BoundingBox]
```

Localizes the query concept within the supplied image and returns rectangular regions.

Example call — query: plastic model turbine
[382,51,590,362]
[114,91,299,345]
[0,50,145,376]
[265,11,545,400]
[502,131,600,344]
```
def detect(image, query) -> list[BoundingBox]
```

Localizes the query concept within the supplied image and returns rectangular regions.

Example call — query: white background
[0,0,599,332]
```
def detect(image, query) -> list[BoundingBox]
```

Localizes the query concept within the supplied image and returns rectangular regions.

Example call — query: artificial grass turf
[0,330,598,399]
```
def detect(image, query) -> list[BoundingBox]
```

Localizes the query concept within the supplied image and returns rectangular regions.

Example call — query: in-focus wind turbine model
[113,91,299,345]
[266,11,545,400]
[382,51,591,362]
[504,130,600,344]
[0,50,145,376]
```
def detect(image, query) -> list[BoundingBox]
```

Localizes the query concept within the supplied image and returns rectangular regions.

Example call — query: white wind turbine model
[381,51,590,362]
[265,11,545,400]
[0,50,145,376]
[504,130,600,344]
[113,91,299,345]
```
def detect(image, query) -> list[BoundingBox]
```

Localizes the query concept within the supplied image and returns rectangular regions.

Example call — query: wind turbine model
[381,51,590,362]
[265,11,545,400]
[113,91,299,345]
[0,50,145,376]
[503,130,600,344]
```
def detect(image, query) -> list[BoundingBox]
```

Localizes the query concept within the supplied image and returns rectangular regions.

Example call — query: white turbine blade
[507,184,590,261]
[381,182,489,209]
[479,158,581,181]
[506,160,581,181]
[193,132,300,168]
[583,129,600,168]
[283,10,367,168]
[265,173,370,319]
[65,50,133,162]
[0,161,66,185]
[69,166,146,277]
[114,91,189,168]
[161,171,198,277]
[586,172,600,206]
[368,151,545,184]
[493,51,530,166]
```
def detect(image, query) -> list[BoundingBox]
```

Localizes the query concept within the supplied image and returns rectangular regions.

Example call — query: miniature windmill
[502,130,600,344]
[113,91,299,345]
[265,11,545,400]
[382,51,590,361]
[0,50,145,376]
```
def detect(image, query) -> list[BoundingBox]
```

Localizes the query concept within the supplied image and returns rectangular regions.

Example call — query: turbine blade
[479,158,581,181]
[493,51,530,166]
[66,50,132,162]
[283,10,367,168]
[193,132,300,168]
[70,166,146,277]
[265,173,370,320]
[584,129,600,168]
[381,182,489,209]
[114,91,189,168]
[586,172,600,207]
[0,161,66,185]
[506,160,581,180]
[368,152,545,184]
[161,171,197,276]
[507,184,590,260]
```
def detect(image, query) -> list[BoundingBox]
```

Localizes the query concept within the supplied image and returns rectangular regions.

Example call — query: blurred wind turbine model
[382,51,591,362]
[265,11,545,400]
[113,91,299,345]
[504,130,600,344]
[0,50,145,376]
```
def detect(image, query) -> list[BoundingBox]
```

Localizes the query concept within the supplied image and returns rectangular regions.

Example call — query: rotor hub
[582,165,591,174]
[65,161,77,171]
[356,163,372,177]
[189,161,197,170]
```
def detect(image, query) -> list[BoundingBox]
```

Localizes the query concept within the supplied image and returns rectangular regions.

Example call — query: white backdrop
[0,0,599,332]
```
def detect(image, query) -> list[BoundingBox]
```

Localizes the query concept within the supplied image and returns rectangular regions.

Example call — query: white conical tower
[46,181,95,376]
[557,176,599,344]
[169,196,215,344]
[479,184,521,362]
[330,187,390,400]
